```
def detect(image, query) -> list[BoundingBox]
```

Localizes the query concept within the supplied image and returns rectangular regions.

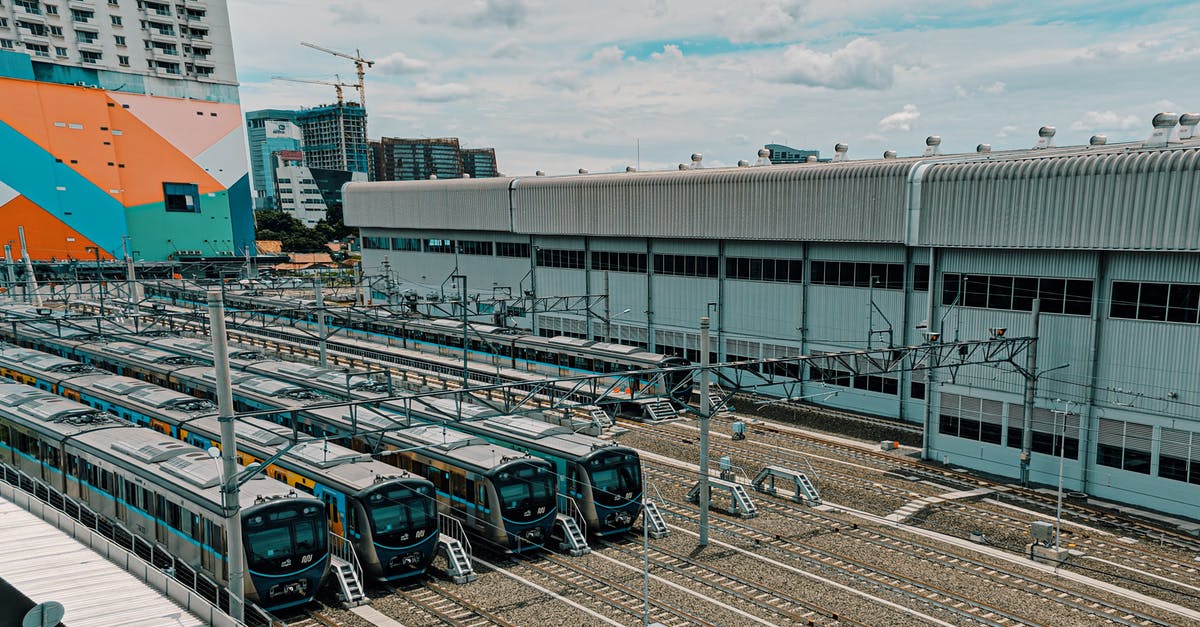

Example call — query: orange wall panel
[0,195,111,260]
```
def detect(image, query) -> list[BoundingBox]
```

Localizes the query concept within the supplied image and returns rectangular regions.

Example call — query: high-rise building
[462,147,499,178]
[245,103,369,211]
[0,0,253,262]
[271,149,365,227]
[765,143,821,164]
[370,137,501,181]
[246,110,302,210]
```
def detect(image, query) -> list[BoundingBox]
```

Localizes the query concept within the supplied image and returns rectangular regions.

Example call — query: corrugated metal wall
[510,162,911,242]
[344,178,514,231]
[920,148,1200,250]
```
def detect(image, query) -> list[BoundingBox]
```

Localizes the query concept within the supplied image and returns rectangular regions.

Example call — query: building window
[24,42,49,57]
[1110,281,1200,323]
[811,261,905,289]
[726,257,803,283]
[592,251,647,273]
[457,240,493,256]
[536,248,586,269]
[390,238,421,252]
[162,182,200,212]
[1159,428,1200,484]
[44,3,58,14]
[80,50,102,63]
[1006,405,1079,458]
[49,25,62,36]
[938,394,1004,444]
[496,242,530,258]
[14,0,41,15]
[425,239,455,254]
[0,40,12,50]
[111,14,122,25]
[1096,418,1152,474]
[77,31,98,44]
[942,273,1092,315]
[0,19,7,28]
[117,54,129,66]
[654,254,718,278]
[114,35,126,46]
[54,46,67,57]
[913,264,930,291]
[70,8,92,21]
[361,237,388,250]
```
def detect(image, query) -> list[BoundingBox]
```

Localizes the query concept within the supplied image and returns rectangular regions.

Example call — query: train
[140,282,695,402]
[0,381,331,611]
[73,334,645,537]
[0,341,559,554]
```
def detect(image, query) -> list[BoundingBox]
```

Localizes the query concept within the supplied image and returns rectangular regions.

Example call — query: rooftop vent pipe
[737,159,750,167]
[1035,125,1056,149]
[1145,112,1180,148]
[678,163,689,170]
[1089,135,1107,146]
[1179,112,1199,140]
[755,147,772,166]
[691,153,703,168]
[883,150,897,159]
[625,166,637,173]
[924,135,942,157]
[535,170,545,176]
[976,143,991,153]
[833,143,848,162]
[578,168,589,174]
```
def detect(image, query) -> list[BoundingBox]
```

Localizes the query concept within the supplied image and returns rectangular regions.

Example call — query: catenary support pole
[18,227,40,307]
[315,279,327,367]
[208,290,244,622]
[698,316,711,547]
[1020,299,1041,486]
[2,245,15,299]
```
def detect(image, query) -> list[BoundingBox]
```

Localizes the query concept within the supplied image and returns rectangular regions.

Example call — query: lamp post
[451,274,468,386]
[608,307,632,345]
[1053,399,1074,551]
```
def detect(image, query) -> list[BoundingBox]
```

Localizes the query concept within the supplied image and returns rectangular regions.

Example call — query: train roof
[183,415,421,493]
[69,426,300,511]
[84,374,216,413]
[89,340,199,365]
[0,345,96,375]
[392,423,541,473]
[246,360,377,391]
[0,382,126,438]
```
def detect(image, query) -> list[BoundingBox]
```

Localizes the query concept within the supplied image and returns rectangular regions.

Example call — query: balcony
[148,30,177,44]
[76,40,104,52]
[17,29,51,45]
[73,22,100,32]
[67,0,95,10]
[14,10,47,24]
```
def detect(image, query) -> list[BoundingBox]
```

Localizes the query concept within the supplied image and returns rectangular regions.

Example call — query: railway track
[645,462,1186,626]
[389,580,515,627]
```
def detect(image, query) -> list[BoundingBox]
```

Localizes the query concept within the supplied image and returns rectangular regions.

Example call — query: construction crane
[271,75,353,170]
[300,42,374,113]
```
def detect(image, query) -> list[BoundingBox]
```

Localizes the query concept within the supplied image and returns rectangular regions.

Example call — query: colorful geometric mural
[0,76,254,261]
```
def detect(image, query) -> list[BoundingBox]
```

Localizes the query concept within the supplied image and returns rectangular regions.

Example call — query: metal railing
[328,530,363,585]
[438,512,472,558]
[562,495,588,537]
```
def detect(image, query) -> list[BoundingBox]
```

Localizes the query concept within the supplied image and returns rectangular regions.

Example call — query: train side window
[141,486,154,515]
[67,454,79,477]
[100,469,113,493]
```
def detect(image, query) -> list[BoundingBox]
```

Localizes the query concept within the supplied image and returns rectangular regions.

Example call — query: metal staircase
[641,399,678,422]
[585,405,613,429]
[642,500,670,539]
[328,532,367,607]
[687,477,759,518]
[438,514,477,583]
[752,465,822,505]
[556,498,590,556]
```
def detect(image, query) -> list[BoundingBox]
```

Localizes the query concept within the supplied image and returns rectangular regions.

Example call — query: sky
[229,0,1200,176]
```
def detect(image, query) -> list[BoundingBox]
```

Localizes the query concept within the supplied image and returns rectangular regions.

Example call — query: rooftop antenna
[1034,125,1056,149]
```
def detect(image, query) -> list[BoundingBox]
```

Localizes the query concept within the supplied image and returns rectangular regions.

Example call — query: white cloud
[328,1,375,24]
[980,81,1006,95]
[534,70,586,92]
[997,125,1018,138]
[376,52,430,75]
[412,82,473,102]
[455,0,529,29]
[489,39,527,59]
[954,85,968,98]
[770,38,893,89]
[878,104,920,131]
[1070,110,1141,132]
[722,0,806,42]
[650,44,684,62]
[591,45,626,65]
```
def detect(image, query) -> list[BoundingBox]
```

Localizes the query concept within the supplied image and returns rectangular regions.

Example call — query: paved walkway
[885,487,996,522]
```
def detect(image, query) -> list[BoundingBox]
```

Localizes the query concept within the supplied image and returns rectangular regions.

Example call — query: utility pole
[18,227,39,306]
[2,245,14,300]
[698,315,711,547]
[122,235,141,302]
[315,279,327,367]
[1020,299,1041,486]
[207,290,244,622]
[452,274,468,386]
[84,245,104,315]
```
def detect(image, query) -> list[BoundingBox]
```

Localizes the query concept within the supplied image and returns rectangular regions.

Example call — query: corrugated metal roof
[920,146,1200,250]
[510,161,913,241]
[344,177,515,231]
[0,497,208,627]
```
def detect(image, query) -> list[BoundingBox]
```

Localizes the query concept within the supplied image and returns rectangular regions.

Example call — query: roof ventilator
[535,170,545,176]
[690,153,703,169]
[737,159,750,167]
[754,147,772,166]
[1179,112,1199,140]
[923,135,942,156]
[577,168,588,174]
[832,142,848,162]
[1144,112,1179,148]
[1089,135,1107,146]
[976,143,991,153]
[805,155,817,162]
[678,163,688,170]
[1034,125,1056,149]
[625,166,636,172]
[883,150,897,159]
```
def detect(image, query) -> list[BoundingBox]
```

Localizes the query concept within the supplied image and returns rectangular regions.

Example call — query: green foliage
[255,210,348,253]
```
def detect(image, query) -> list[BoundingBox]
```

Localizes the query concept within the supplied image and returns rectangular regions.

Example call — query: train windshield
[587,450,642,507]
[365,484,436,545]
[244,503,327,575]
[495,462,555,518]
